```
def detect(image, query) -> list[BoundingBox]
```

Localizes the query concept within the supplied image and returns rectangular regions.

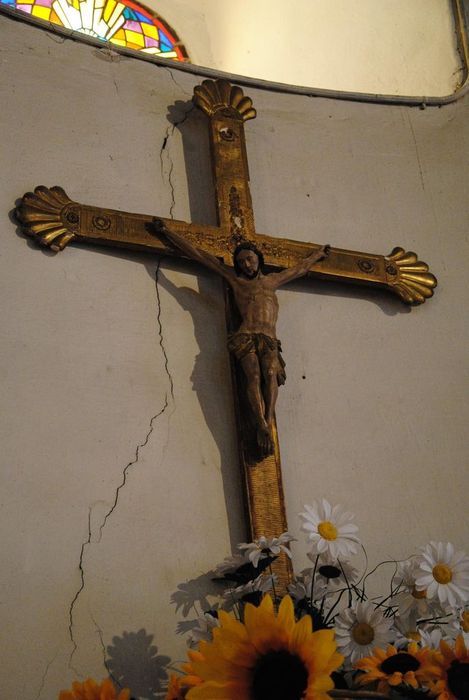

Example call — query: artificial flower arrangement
[59,500,469,700]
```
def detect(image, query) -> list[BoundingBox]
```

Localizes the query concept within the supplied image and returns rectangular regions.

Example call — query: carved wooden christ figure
[155,219,329,454]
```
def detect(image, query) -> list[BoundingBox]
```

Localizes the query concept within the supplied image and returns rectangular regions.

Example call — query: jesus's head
[233,242,264,279]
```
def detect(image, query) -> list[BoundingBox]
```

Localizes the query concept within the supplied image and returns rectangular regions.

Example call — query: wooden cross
[17,79,437,591]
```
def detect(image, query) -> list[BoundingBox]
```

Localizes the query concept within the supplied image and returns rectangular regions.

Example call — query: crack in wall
[159,125,177,220]
[68,507,92,674]
[68,401,170,672]
[96,398,170,542]
[164,65,192,97]
[89,610,121,689]
[159,103,195,219]
[34,651,59,700]
[67,258,176,674]
[406,112,425,191]
[155,257,174,402]
[93,617,107,669]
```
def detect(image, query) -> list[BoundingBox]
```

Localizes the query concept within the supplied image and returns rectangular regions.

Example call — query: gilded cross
[17,79,437,590]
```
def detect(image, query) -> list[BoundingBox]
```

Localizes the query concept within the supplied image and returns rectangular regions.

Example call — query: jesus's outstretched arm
[152,218,235,282]
[269,244,330,288]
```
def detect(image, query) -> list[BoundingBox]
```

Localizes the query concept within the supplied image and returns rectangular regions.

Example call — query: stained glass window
[1,0,188,59]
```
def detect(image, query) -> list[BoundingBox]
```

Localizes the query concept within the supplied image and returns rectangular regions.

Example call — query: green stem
[269,562,279,604]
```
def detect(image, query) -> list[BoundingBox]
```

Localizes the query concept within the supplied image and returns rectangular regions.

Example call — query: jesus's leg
[239,352,273,455]
[261,352,279,428]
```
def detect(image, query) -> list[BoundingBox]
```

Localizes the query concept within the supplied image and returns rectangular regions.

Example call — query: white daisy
[300,499,360,559]
[313,553,359,591]
[237,532,295,568]
[288,571,314,602]
[461,608,469,632]
[393,614,422,647]
[213,554,248,577]
[222,573,276,610]
[189,612,221,644]
[334,601,395,664]
[417,620,459,649]
[457,608,469,648]
[419,626,444,649]
[460,608,469,640]
[392,557,437,621]
[414,541,469,608]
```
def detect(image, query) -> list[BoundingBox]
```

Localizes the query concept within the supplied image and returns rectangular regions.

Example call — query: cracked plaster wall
[1,15,468,700]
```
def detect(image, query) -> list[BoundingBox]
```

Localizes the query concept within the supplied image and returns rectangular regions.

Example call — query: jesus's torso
[230,274,279,337]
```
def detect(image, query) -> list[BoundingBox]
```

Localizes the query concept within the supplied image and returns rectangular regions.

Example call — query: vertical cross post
[194,81,293,589]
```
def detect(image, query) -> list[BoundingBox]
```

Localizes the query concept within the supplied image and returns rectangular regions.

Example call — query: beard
[242,267,259,279]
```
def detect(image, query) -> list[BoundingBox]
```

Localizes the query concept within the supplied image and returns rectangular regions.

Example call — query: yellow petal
[389,672,403,686]
[277,595,295,634]
[455,634,468,659]
[187,681,244,699]
[290,614,312,649]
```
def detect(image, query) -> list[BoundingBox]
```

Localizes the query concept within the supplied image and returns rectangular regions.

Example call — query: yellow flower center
[432,563,453,584]
[412,586,427,599]
[352,622,375,646]
[461,611,469,633]
[317,521,338,541]
[407,630,421,642]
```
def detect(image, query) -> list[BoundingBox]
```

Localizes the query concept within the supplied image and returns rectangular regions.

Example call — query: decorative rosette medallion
[193,79,257,122]
[16,186,78,252]
[385,247,437,304]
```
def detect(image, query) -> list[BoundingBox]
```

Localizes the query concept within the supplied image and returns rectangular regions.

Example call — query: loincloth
[227,332,286,386]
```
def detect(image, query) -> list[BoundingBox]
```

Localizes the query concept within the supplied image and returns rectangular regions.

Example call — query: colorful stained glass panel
[1,0,187,60]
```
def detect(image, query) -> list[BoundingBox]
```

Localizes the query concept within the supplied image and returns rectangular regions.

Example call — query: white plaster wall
[0,18,244,700]
[1,15,468,700]
[149,0,461,96]
[244,88,469,579]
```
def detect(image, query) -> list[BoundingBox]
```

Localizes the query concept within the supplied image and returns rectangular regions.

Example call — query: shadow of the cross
[168,100,218,229]
[149,257,248,551]
[283,273,411,317]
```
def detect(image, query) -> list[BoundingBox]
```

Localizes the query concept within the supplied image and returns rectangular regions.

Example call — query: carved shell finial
[385,247,437,305]
[193,79,257,122]
[16,186,78,251]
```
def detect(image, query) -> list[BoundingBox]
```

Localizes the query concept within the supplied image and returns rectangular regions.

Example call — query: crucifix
[17,79,437,590]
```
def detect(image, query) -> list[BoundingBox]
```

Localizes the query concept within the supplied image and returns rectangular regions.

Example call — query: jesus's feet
[257,422,274,456]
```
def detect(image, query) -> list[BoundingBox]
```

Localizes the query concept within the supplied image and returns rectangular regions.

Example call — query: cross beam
[17,79,437,591]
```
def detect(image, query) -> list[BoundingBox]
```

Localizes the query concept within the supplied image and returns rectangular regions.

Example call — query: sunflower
[430,635,469,700]
[165,675,186,700]
[165,669,203,700]
[59,678,130,700]
[180,594,343,700]
[354,642,439,695]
